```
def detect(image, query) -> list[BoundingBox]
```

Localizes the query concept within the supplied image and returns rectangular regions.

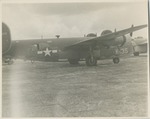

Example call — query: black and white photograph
[1,0,149,117]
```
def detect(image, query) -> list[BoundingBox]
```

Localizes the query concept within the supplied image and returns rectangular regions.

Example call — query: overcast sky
[2,1,148,40]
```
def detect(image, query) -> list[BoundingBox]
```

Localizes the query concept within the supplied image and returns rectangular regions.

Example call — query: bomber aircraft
[2,22,147,66]
[131,36,147,56]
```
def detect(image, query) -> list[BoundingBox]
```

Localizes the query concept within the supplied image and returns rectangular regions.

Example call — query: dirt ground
[2,56,148,117]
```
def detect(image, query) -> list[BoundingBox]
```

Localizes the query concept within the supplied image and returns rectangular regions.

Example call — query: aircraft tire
[113,57,120,64]
[86,56,97,66]
[68,59,79,65]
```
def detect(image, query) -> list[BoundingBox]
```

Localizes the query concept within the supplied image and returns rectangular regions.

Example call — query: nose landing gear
[113,57,120,64]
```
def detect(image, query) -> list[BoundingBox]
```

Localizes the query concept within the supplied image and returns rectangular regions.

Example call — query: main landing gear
[86,56,97,66]
[86,46,97,66]
[86,56,120,66]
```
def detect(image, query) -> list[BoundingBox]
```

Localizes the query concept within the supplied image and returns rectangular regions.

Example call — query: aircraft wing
[64,24,147,50]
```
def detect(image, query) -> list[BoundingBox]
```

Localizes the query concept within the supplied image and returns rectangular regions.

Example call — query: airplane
[2,22,147,66]
[131,36,147,56]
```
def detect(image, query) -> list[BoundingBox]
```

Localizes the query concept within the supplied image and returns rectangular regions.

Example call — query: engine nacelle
[114,35,126,46]
[2,22,11,54]
[100,30,126,47]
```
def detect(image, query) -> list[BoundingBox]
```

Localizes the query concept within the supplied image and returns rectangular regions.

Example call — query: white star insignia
[43,48,51,56]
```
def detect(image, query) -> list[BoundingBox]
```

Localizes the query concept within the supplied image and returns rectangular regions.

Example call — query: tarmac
[2,56,148,117]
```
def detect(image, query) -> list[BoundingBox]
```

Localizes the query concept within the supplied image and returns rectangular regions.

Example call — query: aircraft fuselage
[4,36,133,62]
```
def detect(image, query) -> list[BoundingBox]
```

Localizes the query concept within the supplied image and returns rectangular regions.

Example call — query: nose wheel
[113,57,120,64]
